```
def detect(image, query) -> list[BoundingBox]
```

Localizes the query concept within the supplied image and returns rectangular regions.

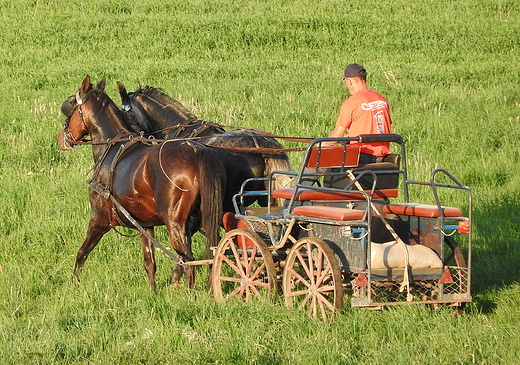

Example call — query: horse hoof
[170,283,182,289]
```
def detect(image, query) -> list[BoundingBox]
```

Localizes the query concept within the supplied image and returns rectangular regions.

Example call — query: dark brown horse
[117,83,292,208]
[59,75,226,290]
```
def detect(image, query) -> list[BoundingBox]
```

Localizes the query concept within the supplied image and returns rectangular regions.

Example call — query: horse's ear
[97,78,106,91]
[79,75,91,95]
[117,81,130,104]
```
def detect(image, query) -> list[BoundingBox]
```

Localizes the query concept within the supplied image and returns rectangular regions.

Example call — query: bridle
[61,92,90,146]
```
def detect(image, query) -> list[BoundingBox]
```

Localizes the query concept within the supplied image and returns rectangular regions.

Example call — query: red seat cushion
[292,206,365,221]
[272,188,398,201]
[383,203,462,218]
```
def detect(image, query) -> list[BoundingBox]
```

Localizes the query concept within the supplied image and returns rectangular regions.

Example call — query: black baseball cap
[341,63,367,80]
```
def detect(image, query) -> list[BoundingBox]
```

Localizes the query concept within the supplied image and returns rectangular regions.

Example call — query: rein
[68,135,309,153]
[66,132,313,153]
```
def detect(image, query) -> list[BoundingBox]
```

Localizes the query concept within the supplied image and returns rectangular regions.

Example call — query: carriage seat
[383,203,462,218]
[290,205,366,222]
[272,187,399,201]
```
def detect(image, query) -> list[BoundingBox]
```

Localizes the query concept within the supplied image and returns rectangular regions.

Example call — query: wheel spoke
[287,289,310,297]
[316,284,336,293]
[306,241,315,286]
[220,253,243,276]
[318,298,328,320]
[250,284,261,297]
[246,245,258,276]
[229,239,245,273]
[215,275,242,283]
[249,262,267,282]
[315,262,333,287]
[307,294,317,317]
[287,267,311,288]
[248,280,270,288]
[301,292,312,309]
[245,285,252,302]
[226,285,245,300]
[316,291,336,310]
[295,250,312,279]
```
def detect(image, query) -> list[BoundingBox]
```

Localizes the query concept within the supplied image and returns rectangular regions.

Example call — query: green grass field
[1,0,519,363]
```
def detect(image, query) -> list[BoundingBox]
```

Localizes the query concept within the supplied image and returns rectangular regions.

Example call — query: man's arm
[328,124,347,139]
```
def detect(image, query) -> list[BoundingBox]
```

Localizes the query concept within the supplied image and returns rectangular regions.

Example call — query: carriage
[61,77,471,320]
[205,133,472,319]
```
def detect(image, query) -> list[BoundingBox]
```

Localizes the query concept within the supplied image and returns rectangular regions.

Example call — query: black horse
[58,76,226,290]
[117,83,292,209]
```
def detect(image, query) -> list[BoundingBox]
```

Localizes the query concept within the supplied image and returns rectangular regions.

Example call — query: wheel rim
[212,229,276,303]
[283,237,343,320]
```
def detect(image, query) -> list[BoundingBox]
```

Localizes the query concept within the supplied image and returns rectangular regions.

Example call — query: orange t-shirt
[336,89,392,156]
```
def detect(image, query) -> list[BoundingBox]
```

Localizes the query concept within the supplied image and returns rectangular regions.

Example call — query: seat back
[305,144,360,169]
[324,153,401,190]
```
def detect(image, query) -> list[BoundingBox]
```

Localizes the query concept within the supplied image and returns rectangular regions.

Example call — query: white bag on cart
[371,241,443,269]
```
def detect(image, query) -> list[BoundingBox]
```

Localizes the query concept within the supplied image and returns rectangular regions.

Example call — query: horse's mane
[93,89,135,133]
[137,86,198,121]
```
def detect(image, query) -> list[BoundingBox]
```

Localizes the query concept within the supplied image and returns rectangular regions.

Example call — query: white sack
[371,241,443,269]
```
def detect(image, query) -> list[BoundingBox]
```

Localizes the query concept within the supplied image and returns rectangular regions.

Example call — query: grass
[0,0,519,363]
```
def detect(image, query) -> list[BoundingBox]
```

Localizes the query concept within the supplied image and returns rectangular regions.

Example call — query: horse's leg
[73,221,110,282]
[140,227,157,291]
[169,232,195,289]
[166,216,195,289]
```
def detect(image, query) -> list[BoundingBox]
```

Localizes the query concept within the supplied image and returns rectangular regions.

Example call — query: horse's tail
[197,146,226,257]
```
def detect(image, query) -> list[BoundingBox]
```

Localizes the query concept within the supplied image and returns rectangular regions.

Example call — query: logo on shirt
[361,100,387,111]
[374,111,385,132]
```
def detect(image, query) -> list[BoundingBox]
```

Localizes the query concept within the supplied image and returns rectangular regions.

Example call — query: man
[328,63,392,165]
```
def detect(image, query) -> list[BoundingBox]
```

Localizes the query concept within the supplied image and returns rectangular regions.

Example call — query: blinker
[61,99,75,117]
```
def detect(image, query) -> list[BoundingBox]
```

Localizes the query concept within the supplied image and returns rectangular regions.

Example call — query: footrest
[257,213,284,221]
[291,206,365,221]
[383,203,461,218]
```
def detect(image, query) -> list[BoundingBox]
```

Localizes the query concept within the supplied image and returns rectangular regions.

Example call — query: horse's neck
[89,109,133,158]
[142,92,197,128]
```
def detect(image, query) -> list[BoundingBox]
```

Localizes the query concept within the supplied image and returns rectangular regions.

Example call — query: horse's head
[117,83,201,138]
[59,75,122,149]
[117,81,155,134]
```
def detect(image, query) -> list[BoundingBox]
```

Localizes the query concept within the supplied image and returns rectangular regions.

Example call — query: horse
[116,82,293,208]
[58,75,226,291]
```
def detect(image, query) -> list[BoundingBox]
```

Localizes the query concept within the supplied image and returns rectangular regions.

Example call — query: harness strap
[107,138,142,192]
[88,182,184,265]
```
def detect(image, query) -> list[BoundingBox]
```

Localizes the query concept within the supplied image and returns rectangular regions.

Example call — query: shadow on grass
[468,194,520,314]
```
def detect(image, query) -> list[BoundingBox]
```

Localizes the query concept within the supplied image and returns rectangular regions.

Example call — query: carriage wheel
[282,237,343,320]
[212,229,277,303]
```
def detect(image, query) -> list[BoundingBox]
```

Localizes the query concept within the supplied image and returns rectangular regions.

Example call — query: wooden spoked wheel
[282,237,343,320]
[212,229,276,303]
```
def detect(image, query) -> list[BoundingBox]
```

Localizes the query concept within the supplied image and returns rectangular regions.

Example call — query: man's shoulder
[362,89,387,100]
[346,89,387,103]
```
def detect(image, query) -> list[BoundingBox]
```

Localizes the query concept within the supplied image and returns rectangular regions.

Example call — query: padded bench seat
[272,187,398,201]
[291,205,366,221]
[383,203,462,218]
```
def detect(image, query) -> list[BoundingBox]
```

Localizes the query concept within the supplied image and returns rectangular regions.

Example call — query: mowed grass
[0,0,519,363]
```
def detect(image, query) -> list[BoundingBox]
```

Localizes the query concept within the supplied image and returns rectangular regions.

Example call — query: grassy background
[0,0,519,363]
